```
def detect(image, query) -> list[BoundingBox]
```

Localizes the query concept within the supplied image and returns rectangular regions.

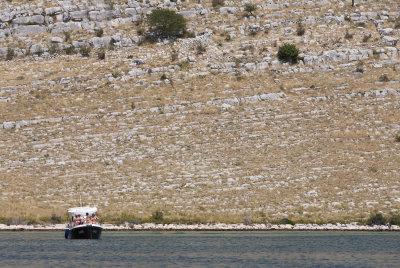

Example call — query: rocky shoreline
[1,223,399,232]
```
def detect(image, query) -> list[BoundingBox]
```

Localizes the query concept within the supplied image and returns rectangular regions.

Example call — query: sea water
[1,231,399,267]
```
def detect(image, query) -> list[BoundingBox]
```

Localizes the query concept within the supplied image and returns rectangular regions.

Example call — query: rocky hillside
[0,0,399,223]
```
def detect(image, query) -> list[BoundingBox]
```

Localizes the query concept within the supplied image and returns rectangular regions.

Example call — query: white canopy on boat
[68,207,97,216]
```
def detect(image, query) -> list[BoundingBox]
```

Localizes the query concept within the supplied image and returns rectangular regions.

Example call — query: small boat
[65,207,102,239]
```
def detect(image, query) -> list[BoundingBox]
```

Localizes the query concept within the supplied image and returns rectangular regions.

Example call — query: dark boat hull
[66,225,102,239]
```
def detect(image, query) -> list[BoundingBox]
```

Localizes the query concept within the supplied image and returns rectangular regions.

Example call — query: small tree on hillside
[277,43,300,64]
[244,3,256,17]
[147,9,186,39]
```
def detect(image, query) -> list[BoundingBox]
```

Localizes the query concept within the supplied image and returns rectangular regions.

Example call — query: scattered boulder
[11,15,45,25]
[89,36,112,49]
[70,10,88,21]
[45,7,63,16]
[12,25,47,36]
[49,37,63,43]
[382,36,398,46]
[29,44,46,54]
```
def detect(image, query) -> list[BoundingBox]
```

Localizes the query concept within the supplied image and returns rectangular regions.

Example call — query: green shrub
[248,27,258,36]
[379,74,389,82]
[280,218,295,225]
[356,22,366,28]
[345,30,353,39]
[8,217,25,225]
[243,217,252,225]
[39,214,61,224]
[395,134,400,142]
[368,166,378,173]
[183,30,195,38]
[25,21,42,25]
[79,45,91,57]
[297,22,305,36]
[63,31,71,42]
[51,214,62,223]
[137,28,145,36]
[95,28,104,37]
[356,61,364,73]
[49,44,58,55]
[108,39,116,51]
[0,217,11,225]
[196,43,206,55]
[212,0,224,8]
[98,50,106,60]
[150,210,164,223]
[388,214,400,225]
[277,43,300,64]
[35,47,44,57]
[395,17,400,29]
[105,0,115,10]
[39,216,50,222]
[25,217,39,225]
[6,47,14,60]
[366,212,387,226]
[119,213,140,224]
[65,44,76,55]
[170,49,178,61]
[244,3,256,16]
[362,34,371,43]
[148,9,186,39]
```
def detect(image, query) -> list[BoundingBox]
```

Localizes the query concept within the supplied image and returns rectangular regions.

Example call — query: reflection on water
[1,231,399,267]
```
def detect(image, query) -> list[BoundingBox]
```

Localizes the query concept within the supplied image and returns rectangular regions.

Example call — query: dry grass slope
[0,0,399,223]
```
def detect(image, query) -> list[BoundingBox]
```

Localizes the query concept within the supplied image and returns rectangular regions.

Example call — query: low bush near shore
[0,216,38,225]
[39,214,62,224]
[0,216,10,225]
[1,212,400,226]
[366,212,387,226]
[388,215,400,225]
[280,218,296,225]
[150,210,164,223]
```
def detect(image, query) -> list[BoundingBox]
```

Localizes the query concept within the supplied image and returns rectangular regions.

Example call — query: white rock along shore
[1,223,399,232]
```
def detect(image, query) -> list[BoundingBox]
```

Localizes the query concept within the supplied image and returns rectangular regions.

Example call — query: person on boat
[85,213,91,224]
[76,214,82,225]
[91,213,99,224]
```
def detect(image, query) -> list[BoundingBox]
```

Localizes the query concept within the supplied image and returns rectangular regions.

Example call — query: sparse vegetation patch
[296,22,305,36]
[212,0,224,8]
